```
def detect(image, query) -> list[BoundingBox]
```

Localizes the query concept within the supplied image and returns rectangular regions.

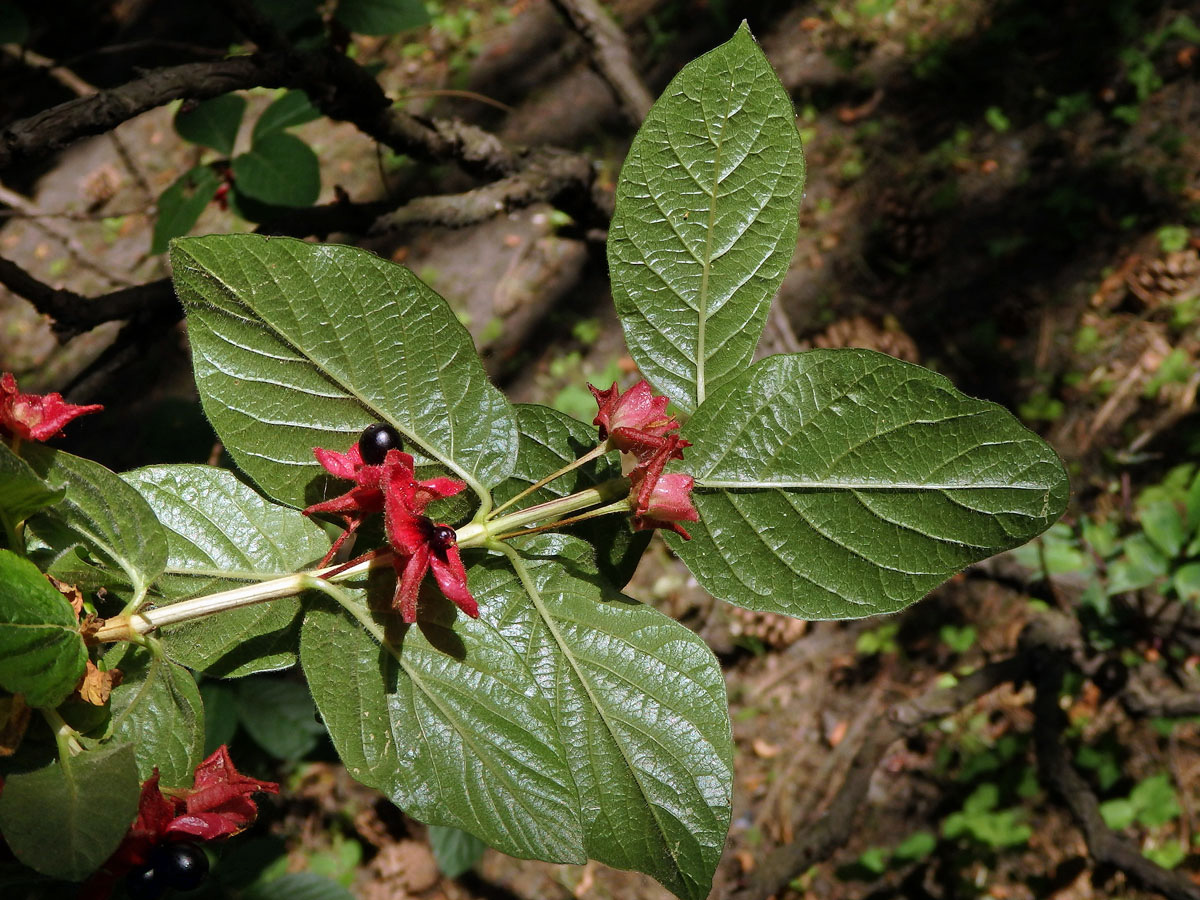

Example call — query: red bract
[0,372,101,442]
[629,470,698,539]
[84,746,277,898]
[588,379,683,458]
[383,462,477,623]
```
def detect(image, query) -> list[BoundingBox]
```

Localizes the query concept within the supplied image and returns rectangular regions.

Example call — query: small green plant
[1099,773,1182,830]
[942,783,1032,849]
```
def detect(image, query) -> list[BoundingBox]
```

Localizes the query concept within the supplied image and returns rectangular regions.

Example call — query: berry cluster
[125,842,208,899]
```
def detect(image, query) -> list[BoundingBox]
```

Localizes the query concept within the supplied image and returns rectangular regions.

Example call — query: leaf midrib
[179,255,487,501]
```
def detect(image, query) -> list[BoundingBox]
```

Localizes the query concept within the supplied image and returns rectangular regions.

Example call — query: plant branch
[730,654,1028,900]
[1026,615,1200,900]
[488,444,610,519]
[548,0,653,126]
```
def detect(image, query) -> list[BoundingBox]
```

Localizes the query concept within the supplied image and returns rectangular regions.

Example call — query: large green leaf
[671,350,1070,618]
[607,23,805,413]
[123,465,330,676]
[23,447,167,605]
[234,677,325,761]
[252,90,321,143]
[108,645,204,787]
[171,234,518,508]
[0,742,140,882]
[233,133,320,207]
[299,589,585,863]
[335,0,429,34]
[0,549,86,708]
[428,824,486,878]
[0,441,61,530]
[494,404,648,587]
[477,535,731,900]
[174,94,246,156]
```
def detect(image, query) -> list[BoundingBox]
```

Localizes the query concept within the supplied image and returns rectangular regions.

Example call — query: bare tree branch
[1025,615,1200,900]
[728,656,1028,900]
[548,0,653,125]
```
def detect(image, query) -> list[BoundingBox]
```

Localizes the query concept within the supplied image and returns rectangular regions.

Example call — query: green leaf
[607,23,805,413]
[1130,773,1181,827]
[299,590,585,863]
[0,742,140,881]
[171,234,518,508]
[1099,797,1137,830]
[234,677,325,760]
[233,133,320,207]
[123,465,330,676]
[428,825,486,878]
[250,0,320,33]
[1139,499,1186,558]
[108,646,204,787]
[335,0,429,34]
[0,549,87,707]
[200,679,239,755]
[477,535,732,900]
[174,94,246,156]
[671,350,1069,618]
[253,90,321,142]
[1173,562,1200,604]
[151,165,222,255]
[0,441,62,528]
[243,872,356,900]
[494,404,648,587]
[23,447,168,604]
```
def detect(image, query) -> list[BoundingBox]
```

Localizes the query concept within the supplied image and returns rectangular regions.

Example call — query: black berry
[358,423,402,465]
[431,524,456,551]
[151,841,210,891]
[124,863,167,900]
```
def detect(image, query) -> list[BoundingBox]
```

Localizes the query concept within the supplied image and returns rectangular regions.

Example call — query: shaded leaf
[174,94,246,156]
[234,677,325,761]
[428,825,486,878]
[108,646,205,787]
[335,0,429,34]
[477,535,732,900]
[0,549,86,708]
[243,872,356,900]
[671,350,1069,619]
[171,234,518,508]
[493,404,648,587]
[0,441,61,528]
[253,90,321,142]
[23,447,168,604]
[299,588,584,863]
[608,23,805,413]
[151,165,221,255]
[199,680,239,756]
[233,133,320,207]
[0,742,139,881]
[123,465,330,677]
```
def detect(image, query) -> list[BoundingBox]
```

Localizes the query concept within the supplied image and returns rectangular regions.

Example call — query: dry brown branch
[1026,615,1200,900]
[728,655,1028,900]
[548,0,653,125]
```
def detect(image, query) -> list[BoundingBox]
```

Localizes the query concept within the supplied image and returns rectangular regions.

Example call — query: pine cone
[726,605,807,650]
[808,314,921,363]
[1127,248,1200,309]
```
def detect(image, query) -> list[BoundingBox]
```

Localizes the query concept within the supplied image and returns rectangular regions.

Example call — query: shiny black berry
[431,524,457,551]
[359,423,402,465]
[124,863,167,900]
[151,841,210,891]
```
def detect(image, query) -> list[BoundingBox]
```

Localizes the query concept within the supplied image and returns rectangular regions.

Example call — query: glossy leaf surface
[172,234,517,508]
[300,589,585,863]
[123,465,330,676]
[429,825,486,878]
[477,535,732,900]
[608,23,805,413]
[0,742,139,881]
[108,645,205,787]
[24,448,167,604]
[0,548,86,708]
[671,350,1070,618]
[0,442,61,528]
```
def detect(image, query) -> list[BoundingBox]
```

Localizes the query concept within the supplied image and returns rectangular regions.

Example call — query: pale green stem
[491,498,632,541]
[91,478,632,641]
[42,707,83,758]
[487,443,610,520]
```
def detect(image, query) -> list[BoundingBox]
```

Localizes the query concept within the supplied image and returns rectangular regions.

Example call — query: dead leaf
[77,660,123,706]
[0,695,31,757]
[752,738,782,759]
[827,719,848,747]
[735,849,756,874]
[47,575,84,619]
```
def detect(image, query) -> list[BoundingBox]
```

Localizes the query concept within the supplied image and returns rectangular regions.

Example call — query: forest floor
[1,0,1199,898]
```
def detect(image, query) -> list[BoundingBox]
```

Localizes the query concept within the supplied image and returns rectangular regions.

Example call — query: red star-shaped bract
[0,372,102,442]
[383,462,478,622]
[83,746,277,898]
[629,470,698,539]
[588,379,682,457]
